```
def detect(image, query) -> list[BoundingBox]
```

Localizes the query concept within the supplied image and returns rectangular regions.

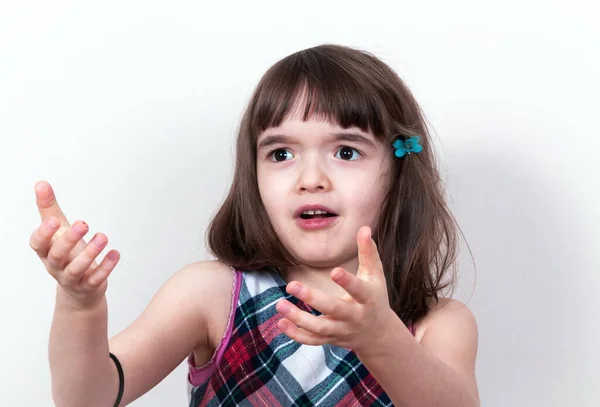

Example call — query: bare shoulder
[175,259,234,295]
[181,259,235,302]
[149,259,233,322]
[413,297,479,392]
[415,297,478,348]
[172,260,235,342]
[176,258,233,279]
[417,298,477,335]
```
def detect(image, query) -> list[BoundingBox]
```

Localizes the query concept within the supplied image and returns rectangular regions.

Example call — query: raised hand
[276,226,398,355]
[29,181,121,309]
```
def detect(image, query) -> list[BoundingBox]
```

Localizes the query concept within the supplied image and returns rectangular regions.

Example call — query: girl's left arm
[357,299,480,407]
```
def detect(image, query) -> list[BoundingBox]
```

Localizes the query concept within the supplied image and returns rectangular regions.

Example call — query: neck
[280,256,359,298]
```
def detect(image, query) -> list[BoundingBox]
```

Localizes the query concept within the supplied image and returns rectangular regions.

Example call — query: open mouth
[299,209,338,219]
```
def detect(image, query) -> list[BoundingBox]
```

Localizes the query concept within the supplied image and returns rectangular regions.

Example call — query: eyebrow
[256,132,377,150]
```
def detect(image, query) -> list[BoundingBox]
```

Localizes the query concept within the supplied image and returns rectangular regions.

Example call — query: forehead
[257,117,379,150]
[260,117,363,137]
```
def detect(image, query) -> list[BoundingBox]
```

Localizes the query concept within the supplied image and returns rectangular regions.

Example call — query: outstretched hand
[29,181,120,309]
[276,226,397,355]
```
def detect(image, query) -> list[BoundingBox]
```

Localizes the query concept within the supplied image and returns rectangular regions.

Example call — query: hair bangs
[249,50,390,140]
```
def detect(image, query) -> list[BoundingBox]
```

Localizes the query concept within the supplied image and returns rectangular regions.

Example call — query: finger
[285,281,354,319]
[331,267,371,304]
[277,317,329,346]
[82,249,120,287]
[30,216,61,257]
[35,181,69,224]
[61,232,109,286]
[46,221,89,272]
[356,226,383,279]
[276,299,336,337]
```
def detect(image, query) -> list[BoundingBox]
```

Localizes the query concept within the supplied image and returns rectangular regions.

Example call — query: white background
[1,0,599,406]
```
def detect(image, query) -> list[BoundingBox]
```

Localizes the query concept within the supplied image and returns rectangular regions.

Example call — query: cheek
[341,172,389,220]
[357,190,384,219]
[257,169,288,216]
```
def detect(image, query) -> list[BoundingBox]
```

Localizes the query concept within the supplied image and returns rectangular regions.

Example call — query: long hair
[207,44,460,325]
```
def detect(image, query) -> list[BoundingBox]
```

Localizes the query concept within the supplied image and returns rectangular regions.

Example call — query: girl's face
[256,111,392,269]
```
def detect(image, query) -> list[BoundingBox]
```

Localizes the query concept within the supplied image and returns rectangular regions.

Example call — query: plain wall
[1,0,599,405]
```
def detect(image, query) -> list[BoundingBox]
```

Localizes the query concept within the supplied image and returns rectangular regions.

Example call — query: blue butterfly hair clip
[392,135,423,158]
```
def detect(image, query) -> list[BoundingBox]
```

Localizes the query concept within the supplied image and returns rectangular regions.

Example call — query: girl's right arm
[31,182,222,407]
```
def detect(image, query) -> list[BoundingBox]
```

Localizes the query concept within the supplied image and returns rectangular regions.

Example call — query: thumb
[356,226,383,279]
[35,181,70,225]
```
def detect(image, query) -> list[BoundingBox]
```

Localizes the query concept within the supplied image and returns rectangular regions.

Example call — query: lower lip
[296,216,338,230]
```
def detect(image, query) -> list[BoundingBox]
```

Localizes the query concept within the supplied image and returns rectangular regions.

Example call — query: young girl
[31,44,479,406]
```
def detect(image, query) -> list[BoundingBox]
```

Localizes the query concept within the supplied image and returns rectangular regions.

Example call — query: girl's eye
[269,149,294,162]
[335,146,361,161]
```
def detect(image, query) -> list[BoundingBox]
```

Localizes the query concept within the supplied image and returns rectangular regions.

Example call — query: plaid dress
[187,268,415,406]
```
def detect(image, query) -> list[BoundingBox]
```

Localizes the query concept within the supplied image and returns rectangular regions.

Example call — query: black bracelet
[109,352,124,407]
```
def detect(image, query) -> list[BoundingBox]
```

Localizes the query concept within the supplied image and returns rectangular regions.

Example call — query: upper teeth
[302,210,328,215]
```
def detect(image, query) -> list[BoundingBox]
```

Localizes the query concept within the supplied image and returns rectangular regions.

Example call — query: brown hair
[207,44,461,325]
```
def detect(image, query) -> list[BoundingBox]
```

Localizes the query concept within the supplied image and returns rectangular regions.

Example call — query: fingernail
[332,268,344,280]
[74,222,88,234]
[35,182,46,194]
[92,234,107,248]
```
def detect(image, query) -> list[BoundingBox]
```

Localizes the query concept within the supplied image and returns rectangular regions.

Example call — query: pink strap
[187,269,241,386]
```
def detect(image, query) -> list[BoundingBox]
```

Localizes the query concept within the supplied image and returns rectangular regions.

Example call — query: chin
[297,258,339,269]
[275,225,357,268]
[288,248,351,270]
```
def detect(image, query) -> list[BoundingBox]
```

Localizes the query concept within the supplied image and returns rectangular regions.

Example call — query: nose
[295,158,331,193]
